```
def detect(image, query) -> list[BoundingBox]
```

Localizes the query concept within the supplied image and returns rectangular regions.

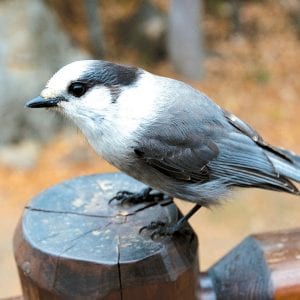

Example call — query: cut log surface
[14,173,198,300]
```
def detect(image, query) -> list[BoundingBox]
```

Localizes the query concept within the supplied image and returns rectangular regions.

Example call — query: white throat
[70,72,159,166]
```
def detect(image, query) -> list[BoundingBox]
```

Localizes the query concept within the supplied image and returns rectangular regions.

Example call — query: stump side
[13,173,199,300]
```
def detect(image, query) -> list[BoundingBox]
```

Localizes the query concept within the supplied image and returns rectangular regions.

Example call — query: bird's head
[26,60,164,157]
[26,60,142,121]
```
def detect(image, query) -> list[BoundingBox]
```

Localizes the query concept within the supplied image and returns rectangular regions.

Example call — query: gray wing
[224,110,294,163]
[134,127,220,183]
[133,108,299,194]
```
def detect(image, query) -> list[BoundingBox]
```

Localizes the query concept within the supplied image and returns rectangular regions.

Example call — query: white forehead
[41,60,96,99]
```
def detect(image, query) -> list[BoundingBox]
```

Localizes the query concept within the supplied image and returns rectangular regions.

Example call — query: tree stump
[14,173,199,300]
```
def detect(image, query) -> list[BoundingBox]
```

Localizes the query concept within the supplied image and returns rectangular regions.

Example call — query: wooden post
[197,229,300,299]
[13,173,199,300]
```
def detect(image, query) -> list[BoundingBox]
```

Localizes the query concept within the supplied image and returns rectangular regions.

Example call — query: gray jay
[26,60,300,235]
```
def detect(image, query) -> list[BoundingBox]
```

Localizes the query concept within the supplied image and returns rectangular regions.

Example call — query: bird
[26,60,300,235]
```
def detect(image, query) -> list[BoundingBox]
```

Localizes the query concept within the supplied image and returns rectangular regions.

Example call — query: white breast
[77,72,161,168]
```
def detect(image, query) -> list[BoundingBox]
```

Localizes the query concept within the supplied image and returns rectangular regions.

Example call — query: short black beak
[25,96,60,108]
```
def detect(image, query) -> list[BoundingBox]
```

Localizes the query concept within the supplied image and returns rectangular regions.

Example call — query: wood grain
[202,228,300,300]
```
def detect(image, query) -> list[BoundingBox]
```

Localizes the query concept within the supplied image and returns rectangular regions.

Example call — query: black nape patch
[76,61,141,103]
[78,61,141,88]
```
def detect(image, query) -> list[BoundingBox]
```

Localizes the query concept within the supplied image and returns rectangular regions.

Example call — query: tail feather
[271,146,300,169]
[268,152,300,183]
[223,109,300,194]
[212,138,300,195]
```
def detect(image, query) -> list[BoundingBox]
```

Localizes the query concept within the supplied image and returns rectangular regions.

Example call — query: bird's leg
[109,187,172,206]
[140,204,202,238]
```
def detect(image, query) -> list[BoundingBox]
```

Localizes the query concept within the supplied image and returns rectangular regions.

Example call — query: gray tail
[215,138,300,195]
[223,110,300,194]
[266,146,300,190]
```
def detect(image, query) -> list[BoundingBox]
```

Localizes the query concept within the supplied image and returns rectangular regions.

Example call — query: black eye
[68,82,87,97]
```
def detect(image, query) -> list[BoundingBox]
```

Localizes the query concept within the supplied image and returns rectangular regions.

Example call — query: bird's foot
[139,221,186,239]
[109,187,171,206]
[139,204,202,239]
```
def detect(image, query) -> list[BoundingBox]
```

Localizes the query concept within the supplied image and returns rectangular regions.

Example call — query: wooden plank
[199,229,300,299]
[255,229,300,299]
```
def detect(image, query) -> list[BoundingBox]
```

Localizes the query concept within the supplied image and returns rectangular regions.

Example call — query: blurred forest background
[1,0,300,297]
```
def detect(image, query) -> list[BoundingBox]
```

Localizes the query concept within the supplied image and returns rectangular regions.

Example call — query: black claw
[139,221,179,239]
[150,231,160,240]
[139,226,147,234]
[108,190,133,204]
[109,188,172,206]
[139,221,166,235]
[139,204,201,239]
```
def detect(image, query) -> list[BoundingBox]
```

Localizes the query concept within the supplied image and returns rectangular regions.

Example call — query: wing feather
[134,132,219,183]
[132,107,299,195]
